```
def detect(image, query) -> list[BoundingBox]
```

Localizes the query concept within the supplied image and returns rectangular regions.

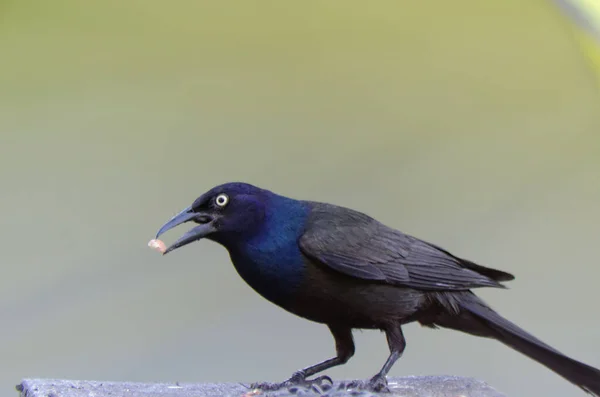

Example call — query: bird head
[154,182,270,254]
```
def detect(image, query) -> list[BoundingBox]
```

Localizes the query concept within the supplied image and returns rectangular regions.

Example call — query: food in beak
[148,239,167,254]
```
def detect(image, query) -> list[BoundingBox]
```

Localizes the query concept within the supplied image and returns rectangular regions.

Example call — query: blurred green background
[2,1,600,396]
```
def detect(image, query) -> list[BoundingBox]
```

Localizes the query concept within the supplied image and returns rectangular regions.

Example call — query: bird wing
[299,203,513,291]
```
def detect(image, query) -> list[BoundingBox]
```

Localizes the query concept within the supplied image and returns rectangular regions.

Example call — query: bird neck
[225,197,310,307]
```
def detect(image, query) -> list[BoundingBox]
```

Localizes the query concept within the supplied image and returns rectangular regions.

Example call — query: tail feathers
[459,293,600,396]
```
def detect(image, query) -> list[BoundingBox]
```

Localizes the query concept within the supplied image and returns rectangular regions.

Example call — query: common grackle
[154,182,600,395]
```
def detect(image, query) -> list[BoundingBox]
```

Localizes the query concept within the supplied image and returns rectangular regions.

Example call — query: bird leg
[250,325,354,392]
[341,324,406,393]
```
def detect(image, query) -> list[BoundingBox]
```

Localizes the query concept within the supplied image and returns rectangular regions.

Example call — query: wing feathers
[299,203,511,291]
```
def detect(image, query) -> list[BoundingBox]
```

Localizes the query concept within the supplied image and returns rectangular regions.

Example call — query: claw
[250,373,334,393]
[368,374,390,393]
[338,375,390,393]
[314,375,333,386]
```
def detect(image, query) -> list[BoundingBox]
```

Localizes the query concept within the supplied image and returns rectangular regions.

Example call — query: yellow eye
[215,193,229,207]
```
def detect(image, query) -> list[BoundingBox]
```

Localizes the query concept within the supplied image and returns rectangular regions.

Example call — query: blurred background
[1,1,600,396]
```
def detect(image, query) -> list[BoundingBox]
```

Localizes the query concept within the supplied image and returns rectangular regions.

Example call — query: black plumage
[154,182,600,395]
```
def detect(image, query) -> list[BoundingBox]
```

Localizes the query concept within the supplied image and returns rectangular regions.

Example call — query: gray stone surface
[16,377,507,397]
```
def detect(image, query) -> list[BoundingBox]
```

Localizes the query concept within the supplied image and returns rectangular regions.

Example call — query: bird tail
[433,292,600,396]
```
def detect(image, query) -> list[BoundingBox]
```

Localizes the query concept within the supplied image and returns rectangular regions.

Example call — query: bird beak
[155,206,217,255]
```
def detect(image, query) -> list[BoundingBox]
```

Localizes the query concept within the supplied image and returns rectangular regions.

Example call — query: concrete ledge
[16,376,507,397]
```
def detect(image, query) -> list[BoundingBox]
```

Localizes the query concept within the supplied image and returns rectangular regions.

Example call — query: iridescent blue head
[155,182,311,303]
[155,182,280,253]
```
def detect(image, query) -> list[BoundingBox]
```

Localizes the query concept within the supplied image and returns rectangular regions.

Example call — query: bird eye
[215,193,229,207]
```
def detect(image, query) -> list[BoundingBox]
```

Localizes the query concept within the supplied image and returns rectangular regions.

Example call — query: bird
[153,182,600,395]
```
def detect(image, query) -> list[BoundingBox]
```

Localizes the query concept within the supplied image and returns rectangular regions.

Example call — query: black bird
[154,182,600,395]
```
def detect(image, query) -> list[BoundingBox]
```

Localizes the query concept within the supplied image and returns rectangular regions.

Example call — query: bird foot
[250,371,333,393]
[338,375,390,393]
